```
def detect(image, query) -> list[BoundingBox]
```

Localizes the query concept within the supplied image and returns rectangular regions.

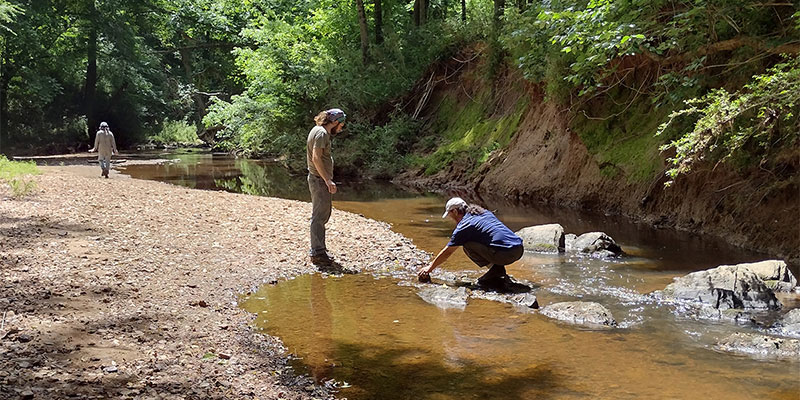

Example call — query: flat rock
[663,264,781,311]
[515,224,564,253]
[716,332,800,361]
[470,292,539,309]
[540,301,616,328]
[417,286,468,310]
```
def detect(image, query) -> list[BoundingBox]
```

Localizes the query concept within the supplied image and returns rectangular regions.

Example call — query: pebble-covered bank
[0,167,428,399]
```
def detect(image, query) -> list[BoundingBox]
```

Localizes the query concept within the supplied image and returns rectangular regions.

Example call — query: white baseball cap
[442,197,467,218]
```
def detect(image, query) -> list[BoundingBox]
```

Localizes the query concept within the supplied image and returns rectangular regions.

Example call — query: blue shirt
[447,211,523,249]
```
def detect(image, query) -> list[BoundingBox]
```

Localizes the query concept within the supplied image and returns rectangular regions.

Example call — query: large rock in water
[735,260,797,292]
[663,264,781,310]
[567,232,623,258]
[540,301,616,328]
[515,224,564,253]
[417,286,468,310]
[716,332,800,360]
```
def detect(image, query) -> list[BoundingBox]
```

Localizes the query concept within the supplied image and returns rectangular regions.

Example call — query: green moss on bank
[417,90,527,176]
[572,95,671,183]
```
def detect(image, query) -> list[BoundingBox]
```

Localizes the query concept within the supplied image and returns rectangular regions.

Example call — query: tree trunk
[461,0,467,22]
[374,0,383,45]
[420,0,427,24]
[414,0,420,26]
[355,0,370,65]
[489,0,506,77]
[493,0,505,27]
[84,1,98,137]
[178,42,207,133]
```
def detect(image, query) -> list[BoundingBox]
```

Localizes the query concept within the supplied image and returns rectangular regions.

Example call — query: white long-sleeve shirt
[92,130,118,159]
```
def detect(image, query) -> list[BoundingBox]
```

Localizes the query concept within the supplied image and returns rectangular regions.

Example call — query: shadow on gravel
[316,341,566,400]
[316,260,358,275]
[0,216,96,252]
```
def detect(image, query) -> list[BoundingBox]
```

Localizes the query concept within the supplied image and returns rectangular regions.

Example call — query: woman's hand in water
[417,266,432,283]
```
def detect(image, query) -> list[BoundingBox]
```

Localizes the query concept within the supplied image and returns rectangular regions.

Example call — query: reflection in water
[241,274,799,400]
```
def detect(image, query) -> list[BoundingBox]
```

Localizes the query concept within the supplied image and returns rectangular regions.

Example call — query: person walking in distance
[307,108,346,266]
[88,121,118,178]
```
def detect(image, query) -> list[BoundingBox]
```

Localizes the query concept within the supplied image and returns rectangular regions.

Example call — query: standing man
[307,108,346,266]
[418,197,524,288]
[88,121,118,178]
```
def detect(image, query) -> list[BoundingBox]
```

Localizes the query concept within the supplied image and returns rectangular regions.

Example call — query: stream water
[117,150,799,400]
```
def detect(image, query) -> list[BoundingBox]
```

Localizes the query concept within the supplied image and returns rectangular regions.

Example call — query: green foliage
[204,0,492,163]
[2,0,249,152]
[657,56,800,185]
[0,0,22,33]
[502,0,797,100]
[0,155,39,198]
[336,114,421,178]
[149,119,202,146]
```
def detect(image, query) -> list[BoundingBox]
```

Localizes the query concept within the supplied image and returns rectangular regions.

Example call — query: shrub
[149,119,202,146]
[0,156,40,198]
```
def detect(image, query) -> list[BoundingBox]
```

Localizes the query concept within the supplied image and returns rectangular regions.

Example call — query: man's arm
[312,147,336,194]
[110,133,118,154]
[418,245,458,279]
[89,132,99,152]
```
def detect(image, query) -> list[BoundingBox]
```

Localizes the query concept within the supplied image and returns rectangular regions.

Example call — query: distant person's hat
[326,109,346,123]
[100,121,109,128]
[442,197,467,218]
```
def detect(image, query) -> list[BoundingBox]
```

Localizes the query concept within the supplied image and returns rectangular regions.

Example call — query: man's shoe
[310,254,333,266]
[477,265,510,290]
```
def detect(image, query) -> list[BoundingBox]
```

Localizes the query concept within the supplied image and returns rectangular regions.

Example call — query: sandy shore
[0,167,428,399]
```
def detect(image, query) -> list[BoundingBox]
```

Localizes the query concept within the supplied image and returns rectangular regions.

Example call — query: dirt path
[0,167,428,399]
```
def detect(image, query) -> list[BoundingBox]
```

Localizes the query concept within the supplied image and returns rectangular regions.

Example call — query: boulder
[663,264,781,310]
[735,260,796,292]
[417,286,468,310]
[773,308,800,338]
[564,234,577,250]
[515,224,564,253]
[567,232,623,258]
[540,301,616,328]
[716,332,800,360]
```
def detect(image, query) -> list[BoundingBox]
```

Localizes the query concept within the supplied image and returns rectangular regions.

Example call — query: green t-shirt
[306,125,333,178]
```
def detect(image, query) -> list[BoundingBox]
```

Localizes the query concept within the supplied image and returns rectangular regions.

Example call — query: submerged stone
[417,286,468,310]
[515,224,565,253]
[716,332,800,361]
[470,291,539,309]
[540,301,616,328]
[773,308,800,338]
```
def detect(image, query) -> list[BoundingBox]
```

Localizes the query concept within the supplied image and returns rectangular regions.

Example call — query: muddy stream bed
[115,150,799,399]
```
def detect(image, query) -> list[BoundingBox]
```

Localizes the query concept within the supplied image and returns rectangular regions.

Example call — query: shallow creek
[119,150,799,399]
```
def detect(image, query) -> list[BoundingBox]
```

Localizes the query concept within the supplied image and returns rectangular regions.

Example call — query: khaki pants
[462,242,524,268]
[308,174,332,256]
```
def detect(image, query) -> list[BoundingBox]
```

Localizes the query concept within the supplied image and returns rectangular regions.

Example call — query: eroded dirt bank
[400,59,799,265]
[0,167,427,399]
